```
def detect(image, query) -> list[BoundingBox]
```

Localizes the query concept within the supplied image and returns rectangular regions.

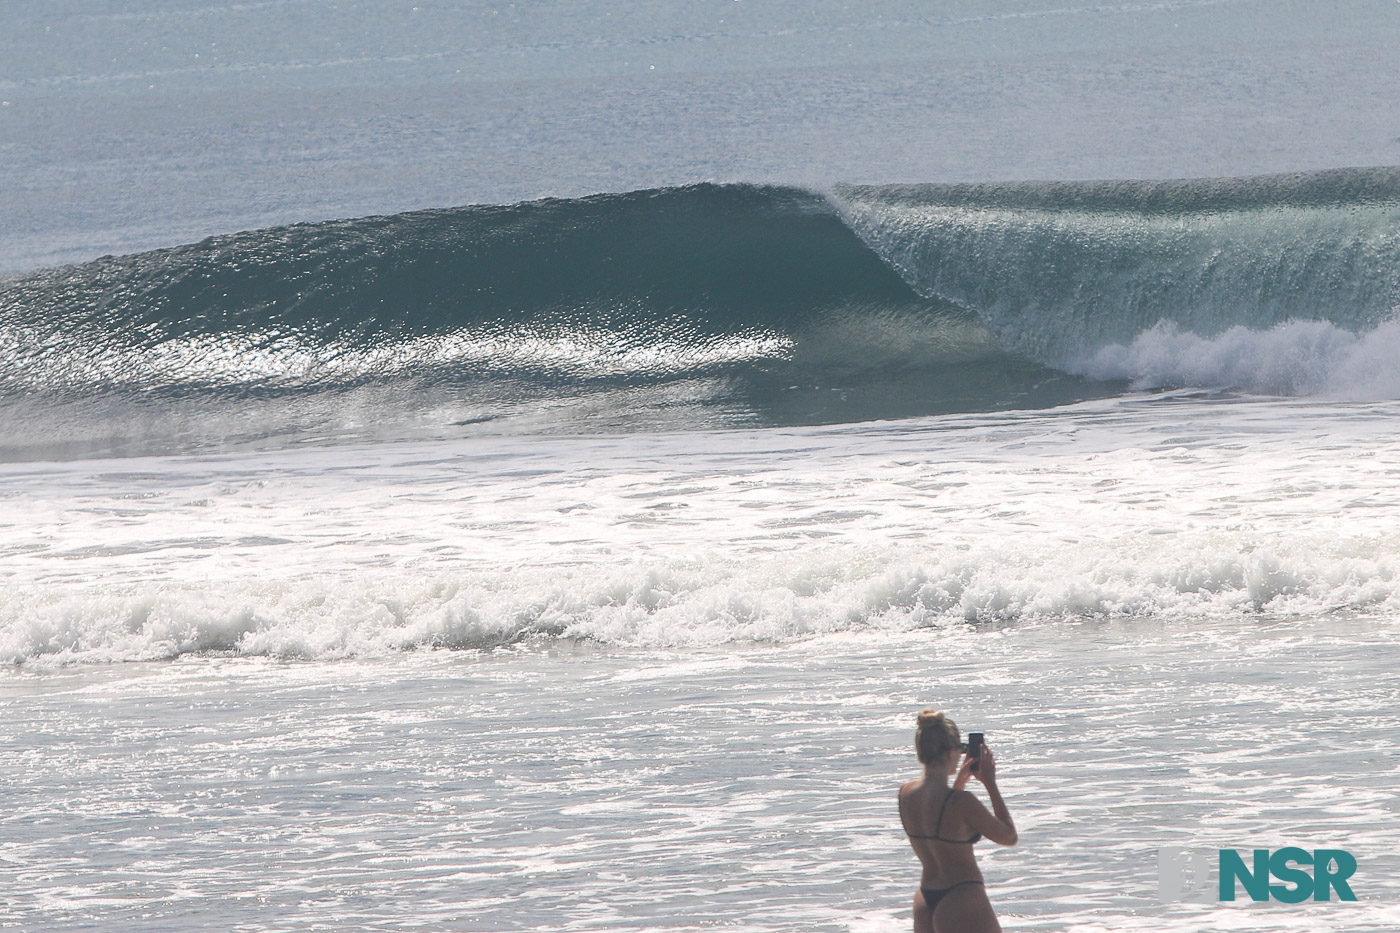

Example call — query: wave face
[4,168,1400,460]
[0,184,1097,461]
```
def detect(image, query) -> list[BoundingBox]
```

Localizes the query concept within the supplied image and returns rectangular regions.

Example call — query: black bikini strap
[933,789,956,837]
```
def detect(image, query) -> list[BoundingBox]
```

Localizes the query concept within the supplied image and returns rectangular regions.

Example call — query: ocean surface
[4,2,1400,931]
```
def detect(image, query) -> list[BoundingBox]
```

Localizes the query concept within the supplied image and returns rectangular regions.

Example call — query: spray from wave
[1070,318,1400,397]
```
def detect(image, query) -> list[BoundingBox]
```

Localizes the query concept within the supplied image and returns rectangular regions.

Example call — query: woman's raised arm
[960,748,1017,846]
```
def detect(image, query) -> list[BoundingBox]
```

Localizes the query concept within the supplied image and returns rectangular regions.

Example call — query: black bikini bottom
[921,879,985,911]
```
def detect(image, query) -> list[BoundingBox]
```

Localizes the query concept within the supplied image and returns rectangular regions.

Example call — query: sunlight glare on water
[2,616,1397,931]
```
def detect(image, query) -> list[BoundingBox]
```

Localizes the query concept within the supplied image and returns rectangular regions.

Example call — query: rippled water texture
[3,617,1398,932]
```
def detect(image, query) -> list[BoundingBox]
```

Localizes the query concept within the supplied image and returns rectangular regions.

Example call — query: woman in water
[898,709,1017,933]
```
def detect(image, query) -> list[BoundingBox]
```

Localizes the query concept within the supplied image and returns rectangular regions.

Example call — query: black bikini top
[901,788,982,844]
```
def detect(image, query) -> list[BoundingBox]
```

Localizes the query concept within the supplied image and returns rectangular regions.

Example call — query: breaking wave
[7,532,1400,668]
[3,167,1399,460]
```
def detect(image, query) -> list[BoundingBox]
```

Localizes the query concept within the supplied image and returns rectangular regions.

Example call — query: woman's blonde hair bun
[915,708,961,764]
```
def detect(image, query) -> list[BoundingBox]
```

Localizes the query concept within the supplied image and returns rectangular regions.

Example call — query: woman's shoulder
[898,777,923,797]
[948,787,984,818]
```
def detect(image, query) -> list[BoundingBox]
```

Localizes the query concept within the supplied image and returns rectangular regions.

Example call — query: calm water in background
[5,0,1400,273]
[4,2,1400,930]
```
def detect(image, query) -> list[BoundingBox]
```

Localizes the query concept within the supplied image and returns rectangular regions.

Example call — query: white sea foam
[1071,318,1400,398]
[6,395,1400,668]
[6,531,1400,669]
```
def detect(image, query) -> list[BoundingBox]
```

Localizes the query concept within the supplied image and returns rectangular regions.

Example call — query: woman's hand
[973,746,997,784]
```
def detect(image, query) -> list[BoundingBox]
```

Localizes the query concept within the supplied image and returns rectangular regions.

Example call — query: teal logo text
[1158,847,1358,903]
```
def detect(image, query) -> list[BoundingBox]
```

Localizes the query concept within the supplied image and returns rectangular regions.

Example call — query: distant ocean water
[4,1,1400,930]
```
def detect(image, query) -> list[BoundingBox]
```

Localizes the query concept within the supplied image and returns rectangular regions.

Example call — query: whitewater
[7,397,1400,931]
[5,2,1400,931]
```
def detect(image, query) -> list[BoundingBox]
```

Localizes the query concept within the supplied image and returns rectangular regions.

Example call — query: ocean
[3,2,1400,930]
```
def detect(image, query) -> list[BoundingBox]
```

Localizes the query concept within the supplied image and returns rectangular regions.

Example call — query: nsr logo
[1158,847,1358,903]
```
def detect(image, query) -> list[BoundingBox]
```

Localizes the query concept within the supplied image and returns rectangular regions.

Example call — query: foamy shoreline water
[5,395,1400,667]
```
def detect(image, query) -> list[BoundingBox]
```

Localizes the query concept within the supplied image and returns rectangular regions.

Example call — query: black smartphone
[966,732,985,771]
